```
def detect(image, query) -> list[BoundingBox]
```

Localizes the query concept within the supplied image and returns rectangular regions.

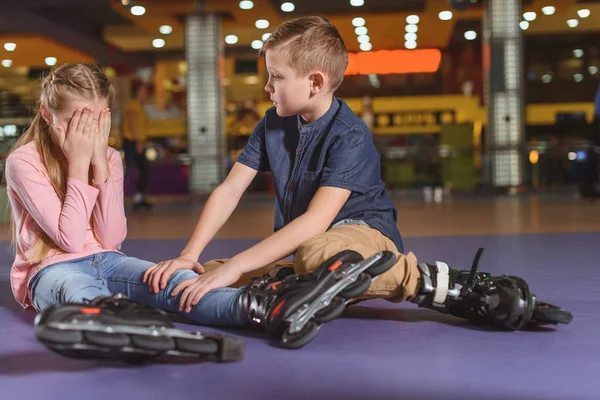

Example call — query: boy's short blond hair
[260,16,348,92]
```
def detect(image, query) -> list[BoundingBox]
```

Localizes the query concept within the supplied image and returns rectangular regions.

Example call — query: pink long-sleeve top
[5,141,128,308]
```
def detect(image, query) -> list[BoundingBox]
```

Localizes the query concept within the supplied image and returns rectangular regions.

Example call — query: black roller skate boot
[238,250,397,349]
[34,293,245,363]
[411,248,573,330]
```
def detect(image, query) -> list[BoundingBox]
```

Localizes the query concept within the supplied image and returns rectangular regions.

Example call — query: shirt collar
[296,97,340,134]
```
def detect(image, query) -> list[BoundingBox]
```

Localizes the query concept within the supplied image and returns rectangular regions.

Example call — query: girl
[5,63,242,327]
[5,63,389,349]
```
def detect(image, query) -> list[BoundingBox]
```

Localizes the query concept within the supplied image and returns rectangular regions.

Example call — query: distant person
[122,79,152,210]
[579,83,600,199]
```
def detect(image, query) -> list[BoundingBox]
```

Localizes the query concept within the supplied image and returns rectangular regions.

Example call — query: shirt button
[298,147,303,153]
[297,125,301,130]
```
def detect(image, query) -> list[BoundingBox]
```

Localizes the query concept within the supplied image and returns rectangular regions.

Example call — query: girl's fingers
[76,108,90,134]
[68,109,83,136]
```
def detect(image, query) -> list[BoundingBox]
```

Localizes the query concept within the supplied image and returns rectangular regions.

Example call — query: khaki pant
[203,224,421,303]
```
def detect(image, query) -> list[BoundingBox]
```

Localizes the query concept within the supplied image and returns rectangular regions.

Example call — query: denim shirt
[237,98,404,253]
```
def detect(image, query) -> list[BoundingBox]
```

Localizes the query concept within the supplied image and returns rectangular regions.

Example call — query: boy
[147,16,571,334]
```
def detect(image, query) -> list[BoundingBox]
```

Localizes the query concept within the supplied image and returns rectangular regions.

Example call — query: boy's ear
[310,71,325,94]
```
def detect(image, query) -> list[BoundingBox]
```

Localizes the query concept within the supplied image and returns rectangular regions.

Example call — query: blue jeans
[28,251,247,327]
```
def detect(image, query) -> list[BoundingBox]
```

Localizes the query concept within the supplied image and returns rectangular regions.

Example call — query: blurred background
[0,0,598,210]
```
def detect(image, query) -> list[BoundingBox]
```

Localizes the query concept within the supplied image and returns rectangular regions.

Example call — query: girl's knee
[167,269,199,288]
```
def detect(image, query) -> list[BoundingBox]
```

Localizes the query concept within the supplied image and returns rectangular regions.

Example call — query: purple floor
[1,233,598,400]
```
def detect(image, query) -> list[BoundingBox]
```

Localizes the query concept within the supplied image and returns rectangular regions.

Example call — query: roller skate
[239,250,396,349]
[34,293,245,363]
[411,248,573,330]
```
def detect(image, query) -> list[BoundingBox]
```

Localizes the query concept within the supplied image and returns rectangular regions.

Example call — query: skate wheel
[364,251,397,277]
[314,297,346,323]
[339,273,372,299]
[281,321,319,349]
[35,326,83,345]
[84,332,130,348]
[130,335,175,351]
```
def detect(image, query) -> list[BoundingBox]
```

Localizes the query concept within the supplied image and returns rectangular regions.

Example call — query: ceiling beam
[0,9,152,67]
[0,0,111,12]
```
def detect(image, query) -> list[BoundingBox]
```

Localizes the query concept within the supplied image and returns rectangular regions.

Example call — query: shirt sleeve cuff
[236,156,270,172]
[320,177,367,194]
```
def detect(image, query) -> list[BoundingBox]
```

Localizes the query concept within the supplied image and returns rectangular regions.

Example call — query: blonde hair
[260,16,348,92]
[8,63,115,263]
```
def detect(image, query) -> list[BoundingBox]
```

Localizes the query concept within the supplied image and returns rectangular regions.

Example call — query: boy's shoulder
[332,98,369,132]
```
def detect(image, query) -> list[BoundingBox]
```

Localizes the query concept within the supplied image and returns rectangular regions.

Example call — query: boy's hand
[143,257,205,294]
[170,262,242,313]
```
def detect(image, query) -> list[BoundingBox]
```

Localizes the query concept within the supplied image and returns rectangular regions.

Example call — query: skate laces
[466,248,485,286]
[460,248,486,295]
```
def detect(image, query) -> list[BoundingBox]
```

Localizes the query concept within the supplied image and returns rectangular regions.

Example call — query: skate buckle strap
[432,261,450,306]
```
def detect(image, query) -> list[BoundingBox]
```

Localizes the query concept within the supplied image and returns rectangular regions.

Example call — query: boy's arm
[144,161,258,292]
[180,162,258,261]
[171,185,351,311]
[228,186,351,274]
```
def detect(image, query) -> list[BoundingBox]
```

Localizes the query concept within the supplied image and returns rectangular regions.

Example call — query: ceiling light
[251,40,263,50]
[130,5,145,16]
[541,74,552,83]
[45,57,57,66]
[152,38,165,48]
[159,25,173,35]
[405,41,417,50]
[1,60,12,67]
[255,19,269,29]
[574,73,583,82]
[577,9,590,18]
[589,66,598,75]
[438,11,453,21]
[573,49,584,58]
[359,42,372,51]
[520,21,529,30]
[405,24,418,33]
[406,15,420,24]
[281,2,295,12]
[567,19,579,28]
[357,35,370,44]
[239,1,254,10]
[355,26,368,35]
[350,0,364,6]
[4,43,16,51]
[405,32,417,41]
[225,35,239,45]
[352,17,365,27]
[523,12,537,21]
[262,33,271,41]
[464,30,477,40]
[541,6,555,15]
